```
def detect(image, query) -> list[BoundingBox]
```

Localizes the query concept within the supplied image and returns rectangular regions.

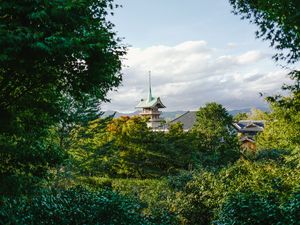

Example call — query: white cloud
[236,50,266,64]
[227,42,237,49]
[102,40,292,112]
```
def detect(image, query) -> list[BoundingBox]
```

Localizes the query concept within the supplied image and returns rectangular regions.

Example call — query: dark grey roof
[233,120,265,133]
[237,120,265,128]
[168,111,197,130]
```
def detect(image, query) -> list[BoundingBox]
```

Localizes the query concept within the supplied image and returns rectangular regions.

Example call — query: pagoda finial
[148,71,153,102]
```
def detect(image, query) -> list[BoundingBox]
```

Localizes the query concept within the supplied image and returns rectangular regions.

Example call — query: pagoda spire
[136,71,166,129]
[147,71,153,102]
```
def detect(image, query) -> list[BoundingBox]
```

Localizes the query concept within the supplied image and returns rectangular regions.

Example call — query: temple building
[136,73,166,128]
[233,120,265,151]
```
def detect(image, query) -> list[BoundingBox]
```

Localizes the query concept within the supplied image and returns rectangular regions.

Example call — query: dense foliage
[69,116,200,178]
[74,158,300,225]
[1,0,300,224]
[0,0,125,195]
[0,187,157,225]
[191,102,240,166]
[216,190,300,225]
[229,0,300,64]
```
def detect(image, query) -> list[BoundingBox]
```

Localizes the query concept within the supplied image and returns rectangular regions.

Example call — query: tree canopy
[0,0,125,195]
[230,0,300,167]
[229,0,300,64]
[192,102,239,166]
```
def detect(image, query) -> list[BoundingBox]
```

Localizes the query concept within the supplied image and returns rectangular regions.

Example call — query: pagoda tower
[136,72,166,128]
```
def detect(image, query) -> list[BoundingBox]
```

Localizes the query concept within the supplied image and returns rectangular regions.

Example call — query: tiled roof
[233,120,265,132]
[240,136,255,143]
[136,97,166,108]
[168,111,197,131]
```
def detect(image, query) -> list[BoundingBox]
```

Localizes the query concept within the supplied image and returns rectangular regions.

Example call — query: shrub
[169,170,225,225]
[55,177,178,225]
[0,187,152,225]
[111,178,177,225]
[253,149,290,163]
[283,191,300,225]
[215,192,282,225]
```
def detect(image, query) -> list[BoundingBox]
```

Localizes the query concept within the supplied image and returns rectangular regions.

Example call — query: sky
[101,0,294,112]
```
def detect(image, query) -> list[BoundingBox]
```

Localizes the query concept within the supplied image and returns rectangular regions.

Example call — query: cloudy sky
[102,0,294,112]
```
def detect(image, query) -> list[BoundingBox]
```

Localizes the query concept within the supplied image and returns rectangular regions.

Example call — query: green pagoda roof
[136,72,166,109]
[136,96,166,108]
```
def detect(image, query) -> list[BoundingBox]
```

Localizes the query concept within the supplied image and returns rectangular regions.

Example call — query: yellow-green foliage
[257,103,300,151]
[74,158,300,225]
[69,116,202,178]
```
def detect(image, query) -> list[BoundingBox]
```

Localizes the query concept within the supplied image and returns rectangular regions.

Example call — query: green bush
[70,160,300,225]
[216,191,300,225]
[167,160,300,225]
[170,170,225,225]
[0,187,152,225]
[215,192,282,225]
[72,177,178,224]
[167,170,194,191]
[76,176,113,188]
[253,149,290,163]
[111,179,177,225]
[283,191,300,225]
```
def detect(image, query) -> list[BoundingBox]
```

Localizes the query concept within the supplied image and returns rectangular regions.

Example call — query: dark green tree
[0,0,125,195]
[192,102,240,166]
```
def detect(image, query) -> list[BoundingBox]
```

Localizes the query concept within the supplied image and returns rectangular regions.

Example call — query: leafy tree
[233,112,248,121]
[256,103,300,151]
[233,108,268,122]
[216,190,300,225]
[229,0,300,64]
[69,116,166,178]
[229,1,300,158]
[247,107,269,120]
[192,102,240,166]
[56,95,102,150]
[70,116,199,178]
[0,0,125,195]
[170,159,300,225]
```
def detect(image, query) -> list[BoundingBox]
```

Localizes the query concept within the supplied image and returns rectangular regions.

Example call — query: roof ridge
[168,111,191,123]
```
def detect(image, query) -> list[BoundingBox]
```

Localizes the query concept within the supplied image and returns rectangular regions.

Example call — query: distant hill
[228,107,269,116]
[102,110,186,121]
[102,107,269,121]
[102,111,140,118]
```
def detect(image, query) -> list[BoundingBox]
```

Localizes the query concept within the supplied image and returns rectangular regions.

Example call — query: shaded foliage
[0,0,125,195]
[191,102,240,167]
[0,187,154,225]
[69,116,200,178]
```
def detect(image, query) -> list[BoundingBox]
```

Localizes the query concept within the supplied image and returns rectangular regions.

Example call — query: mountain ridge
[102,107,269,121]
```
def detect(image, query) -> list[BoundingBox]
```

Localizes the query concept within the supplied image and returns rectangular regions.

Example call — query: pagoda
[136,72,166,128]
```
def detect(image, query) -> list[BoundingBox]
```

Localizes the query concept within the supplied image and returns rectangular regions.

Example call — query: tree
[229,0,300,64]
[70,116,199,178]
[192,102,240,166]
[233,112,248,122]
[0,0,125,195]
[69,116,166,178]
[256,103,300,151]
[229,0,300,166]
[247,108,269,120]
